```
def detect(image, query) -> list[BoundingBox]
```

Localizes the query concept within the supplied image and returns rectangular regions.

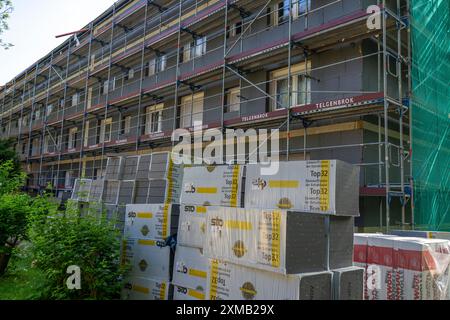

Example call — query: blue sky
[0,0,116,85]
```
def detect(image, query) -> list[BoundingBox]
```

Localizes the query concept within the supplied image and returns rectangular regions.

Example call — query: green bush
[28,202,126,300]
[0,193,33,275]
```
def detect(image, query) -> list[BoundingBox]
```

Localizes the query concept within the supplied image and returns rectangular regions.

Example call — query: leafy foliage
[28,202,125,300]
[0,159,26,196]
[0,0,13,49]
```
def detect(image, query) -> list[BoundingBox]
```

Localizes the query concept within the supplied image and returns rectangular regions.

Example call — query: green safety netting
[410,0,450,230]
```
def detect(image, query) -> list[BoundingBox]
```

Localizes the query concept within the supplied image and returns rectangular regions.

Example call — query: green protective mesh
[410,0,450,230]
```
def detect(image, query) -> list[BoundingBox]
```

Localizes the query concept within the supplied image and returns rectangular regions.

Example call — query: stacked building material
[172,165,244,300]
[120,152,183,300]
[354,234,450,300]
[173,160,362,300]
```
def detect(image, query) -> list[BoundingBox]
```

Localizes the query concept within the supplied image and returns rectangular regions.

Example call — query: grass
[0,243,47,300]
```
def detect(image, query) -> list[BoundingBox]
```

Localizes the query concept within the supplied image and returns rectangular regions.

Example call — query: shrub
[29,202,125,300]
[0,193,32,276]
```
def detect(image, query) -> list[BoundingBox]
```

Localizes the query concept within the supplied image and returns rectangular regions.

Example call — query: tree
[0,138,21,176]
[0,0,13,49]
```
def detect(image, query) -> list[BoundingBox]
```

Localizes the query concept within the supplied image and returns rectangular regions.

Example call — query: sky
[0,0,117,85]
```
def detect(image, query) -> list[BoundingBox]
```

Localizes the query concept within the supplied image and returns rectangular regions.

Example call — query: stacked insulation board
[354,234,450,300]
[174,160,364,300]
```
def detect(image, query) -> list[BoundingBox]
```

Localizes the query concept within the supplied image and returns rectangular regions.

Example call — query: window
[103,78,115,95]
[180,93,204,128]
[100,118,112,143]
[43,135,50,154]
[22,115,29,127]
[147,55,166,76]
[125,68,135,81]
[121,116,132,135]
[181,37,207,62]
[225,87,241,113]
[34,109,41,121]
[270,62,311,110]
[90,54,96,71]
[227,21,243,38]
[21,142,27,155]
[145,104,163,134]
[65,171,73,189]
[32,138,40,155]
[46,104,54,117]
[293,0,310,18]
[181,43,191,63]
[59,98,65,108]
[84,121,90,147]
[68,127,78,149]
[72,93,79,106]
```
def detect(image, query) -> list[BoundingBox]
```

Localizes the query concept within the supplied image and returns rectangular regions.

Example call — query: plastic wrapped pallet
[133,179,181,205]
[88,179,104,202]
[122,156,139,180]
[149,152,184,182]
[245,160,360,216]
[390,230,450,241]
[173,285,206,300]
[204,207,354,274]
[353,233,395,300]
[332,267,364,300]
[125,204,179,241]
[136,154,152,180]
[207,260,333,300]
[177,205,208,249]
[360,235,450,300]
[118,180,135,205]
[180,165,244,207]
[172,246,209,294]
[103,180,120,204]
[393,238,450,300]
[105,156,124,180]
[71,179,92,202]
[121,238,173,281]
[122,277,172,300]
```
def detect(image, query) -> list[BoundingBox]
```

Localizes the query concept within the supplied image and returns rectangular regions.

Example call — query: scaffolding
[0,0,414,231]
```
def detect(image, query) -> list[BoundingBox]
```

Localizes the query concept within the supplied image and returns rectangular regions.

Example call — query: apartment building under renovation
[0,0,448,231]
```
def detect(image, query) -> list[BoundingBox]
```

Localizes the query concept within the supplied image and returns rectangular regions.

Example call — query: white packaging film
[245,160,359,216]
[207,260,300,300]
[354,234,450,300]
[172,246,209,294]
[180,165,243,207]
[121,277,171,300]
[177,205,208,249]
[122,238,172,281]
[125,204,179,241]
[173,285,206,300]
[204,207,287,274]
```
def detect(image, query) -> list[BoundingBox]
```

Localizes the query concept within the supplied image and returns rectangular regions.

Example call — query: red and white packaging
[393,238,450,300]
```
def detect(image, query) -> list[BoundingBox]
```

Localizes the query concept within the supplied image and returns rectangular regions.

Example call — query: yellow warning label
[159,282,166,300]
[188,289,205,300]
[133,285,150,294]
[271,211,281,268]
[209,260,219,300]
[196,206,207,214]
[137,213,153,219]
[269,180,299,188]
[320,161,331,212]
[138,239,156,246]
[230,165,240,207]
[188,269,208,279]
[162,204,170,239]
[225,220,253,230]
[197,187,218,194]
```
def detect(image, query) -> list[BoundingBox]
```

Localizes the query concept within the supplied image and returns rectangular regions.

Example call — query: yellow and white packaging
[204,207,351,274]
[172,246,209,293]
[245,160,359,216]
[121,238,172,281]
[125,204,179,241]
[121,277,172,300]
[178,204,208,248]
[173,285,206,300]
[180,165,243,207]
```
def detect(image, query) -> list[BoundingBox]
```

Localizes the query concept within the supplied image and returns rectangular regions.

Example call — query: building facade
[0,0,412,231]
